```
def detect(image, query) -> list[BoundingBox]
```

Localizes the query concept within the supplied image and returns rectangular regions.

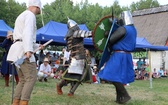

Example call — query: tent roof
[0,19,13,37]
[36,20,92,46]
[136,37,152,46]
[136,37,168,51]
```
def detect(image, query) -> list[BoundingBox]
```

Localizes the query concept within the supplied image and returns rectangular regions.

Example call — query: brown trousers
[14,59,37,101]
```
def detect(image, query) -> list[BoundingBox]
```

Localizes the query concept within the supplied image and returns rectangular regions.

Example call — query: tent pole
[148,49,153,88]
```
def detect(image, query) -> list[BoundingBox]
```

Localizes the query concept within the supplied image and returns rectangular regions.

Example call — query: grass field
[0,77,168,105]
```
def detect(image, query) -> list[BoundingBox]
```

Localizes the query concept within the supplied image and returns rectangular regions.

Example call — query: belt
[14,39,22,43]
[115,50,130,53]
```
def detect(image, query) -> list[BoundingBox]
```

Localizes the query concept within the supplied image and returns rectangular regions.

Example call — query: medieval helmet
[67,17,78,29]
[120,11,134,25]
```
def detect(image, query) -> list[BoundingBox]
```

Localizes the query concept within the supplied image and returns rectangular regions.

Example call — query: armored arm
[109,26,126,46]
[73,30,92,38]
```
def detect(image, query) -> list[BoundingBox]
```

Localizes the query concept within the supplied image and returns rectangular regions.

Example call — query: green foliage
[0,0,161,29]
[130,0,159,12]
[0,0,26,28]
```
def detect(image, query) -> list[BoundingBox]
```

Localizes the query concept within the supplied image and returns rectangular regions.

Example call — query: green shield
[92,15,112,52]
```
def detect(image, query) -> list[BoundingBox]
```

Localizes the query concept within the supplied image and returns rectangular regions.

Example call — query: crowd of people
[34,47,100,84]
[134,58,167,80]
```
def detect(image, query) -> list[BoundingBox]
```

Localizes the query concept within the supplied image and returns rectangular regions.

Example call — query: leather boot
[67,92,74,96]
[115,90,122,103]
[56,84,63,95]
[113,82,131,104]
[56,80,67,95]
[15,75,19,85]
[12,99,20,105]
[19,100,28,105]
[5,74,9,87]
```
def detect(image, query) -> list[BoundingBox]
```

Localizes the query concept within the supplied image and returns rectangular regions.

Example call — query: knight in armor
[56,18,92,96]
[98,11,137,104]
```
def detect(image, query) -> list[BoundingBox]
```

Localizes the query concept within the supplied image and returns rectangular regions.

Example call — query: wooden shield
[97,18,119,70]
[92,15,113,52]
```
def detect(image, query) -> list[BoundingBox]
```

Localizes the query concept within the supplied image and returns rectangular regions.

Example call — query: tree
[7,0,26,28]
[130,0,159,12]
[0,0,26,28]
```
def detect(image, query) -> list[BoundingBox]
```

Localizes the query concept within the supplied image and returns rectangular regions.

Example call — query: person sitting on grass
[152,68,158,79]
[38,58,52,82]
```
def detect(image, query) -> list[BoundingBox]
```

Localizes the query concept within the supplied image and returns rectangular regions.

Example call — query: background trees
[0,0,160,30]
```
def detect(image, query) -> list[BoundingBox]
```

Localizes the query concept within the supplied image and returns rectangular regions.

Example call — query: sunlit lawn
[0,76,168,105]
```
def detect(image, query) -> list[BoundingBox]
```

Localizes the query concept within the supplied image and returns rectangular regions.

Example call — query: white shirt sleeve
[22,11,36,53]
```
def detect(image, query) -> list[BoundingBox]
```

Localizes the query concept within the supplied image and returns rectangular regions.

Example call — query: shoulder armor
[73,30,92,38]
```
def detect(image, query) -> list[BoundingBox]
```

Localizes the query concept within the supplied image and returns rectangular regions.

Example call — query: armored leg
[68,82,80,96]
[56,80,66,95]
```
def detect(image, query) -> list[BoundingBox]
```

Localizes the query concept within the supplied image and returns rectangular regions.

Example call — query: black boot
[113,82,131,104]
[113,82,121,103]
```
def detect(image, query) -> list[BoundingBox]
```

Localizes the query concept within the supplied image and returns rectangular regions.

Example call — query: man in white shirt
[63,48,70,65]
[7,0,43,104]
[38,58,52,82]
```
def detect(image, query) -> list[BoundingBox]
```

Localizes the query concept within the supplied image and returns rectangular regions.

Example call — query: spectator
[136,58,144,71]
[85,49,91,64]
[158,68,164,78]
[163,70,167,76]
[93,66,100,84]
[45,52,52,64]
[134,69,139,80]
[152,68,158,78]
[63,48,70,66]
[144,64,150,80]
[38,58,52,82]
[51,53,58,67]
[56,48,68,79]
[38,50,45,67]
[0,30,19,87]
[85,49,94,83]
[90,54,97,67]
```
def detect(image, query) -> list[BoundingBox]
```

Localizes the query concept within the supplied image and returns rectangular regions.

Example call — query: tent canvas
[36,20,93,46]
[0,20,13,37]
[136,37,168,51]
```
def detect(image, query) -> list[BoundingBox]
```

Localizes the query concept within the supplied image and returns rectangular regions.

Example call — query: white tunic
[7,10,39,62]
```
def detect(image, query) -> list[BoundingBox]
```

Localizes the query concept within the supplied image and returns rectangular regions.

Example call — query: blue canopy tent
[0,20,13,42]
[36,20,93,47]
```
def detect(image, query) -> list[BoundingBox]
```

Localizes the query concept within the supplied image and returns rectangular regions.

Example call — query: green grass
[0,77,168,105]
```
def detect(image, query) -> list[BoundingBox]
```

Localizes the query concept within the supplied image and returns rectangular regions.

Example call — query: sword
[13,39,53,69]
